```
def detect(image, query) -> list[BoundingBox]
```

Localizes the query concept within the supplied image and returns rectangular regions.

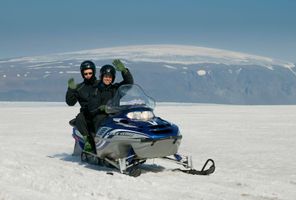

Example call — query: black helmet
[100,64,116,82]
[80,60,96,77]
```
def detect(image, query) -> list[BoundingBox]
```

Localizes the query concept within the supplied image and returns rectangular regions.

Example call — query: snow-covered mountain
[1,44,296,104]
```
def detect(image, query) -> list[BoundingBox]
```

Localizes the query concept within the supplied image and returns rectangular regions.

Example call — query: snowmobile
[70,84,215,177]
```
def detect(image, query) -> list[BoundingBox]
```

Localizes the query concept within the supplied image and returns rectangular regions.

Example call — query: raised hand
[67,78,77,89]
[112,59,127,73]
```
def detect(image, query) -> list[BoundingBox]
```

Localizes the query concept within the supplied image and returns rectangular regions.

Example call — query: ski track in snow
[0,102,295,200]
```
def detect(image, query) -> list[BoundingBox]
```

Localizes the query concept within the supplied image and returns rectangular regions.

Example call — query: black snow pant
[93,114,108,134]
[75,112,92,136]
[75,112,96,152]
[75,112,107,152]
[75,112,107,137]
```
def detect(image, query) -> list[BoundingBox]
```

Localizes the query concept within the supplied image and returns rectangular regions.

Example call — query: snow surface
[0,102,295,200]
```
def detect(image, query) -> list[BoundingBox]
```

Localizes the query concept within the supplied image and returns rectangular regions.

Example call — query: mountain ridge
[1,44,294,69]
[1,45,296,104]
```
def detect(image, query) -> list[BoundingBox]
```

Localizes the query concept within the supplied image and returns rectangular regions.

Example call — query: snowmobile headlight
[127,111,154,121]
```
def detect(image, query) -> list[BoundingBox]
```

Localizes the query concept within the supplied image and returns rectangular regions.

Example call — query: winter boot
[83,136,92,152]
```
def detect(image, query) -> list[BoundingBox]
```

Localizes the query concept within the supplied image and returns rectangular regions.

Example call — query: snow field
[0,102,295,200]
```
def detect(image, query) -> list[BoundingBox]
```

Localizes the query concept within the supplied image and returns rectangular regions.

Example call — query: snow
[197,70,206,76]
[0,102,295,200]
[163,64,177,70]
[0,45,294,69]
[66,71,80,74]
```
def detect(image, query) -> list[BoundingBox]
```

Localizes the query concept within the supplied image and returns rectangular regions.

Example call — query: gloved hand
[98,105,107,112]
[112,59,127,73]
[68,78,77,89]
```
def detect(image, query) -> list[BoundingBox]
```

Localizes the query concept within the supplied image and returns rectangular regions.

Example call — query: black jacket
[88,69,134,116]
[65,78,99,114]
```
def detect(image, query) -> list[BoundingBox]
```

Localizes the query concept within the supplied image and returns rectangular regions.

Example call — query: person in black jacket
[66,60,99,151]
[88,59,134,133]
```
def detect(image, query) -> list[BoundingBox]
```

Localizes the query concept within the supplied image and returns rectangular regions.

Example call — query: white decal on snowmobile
[96,127,112,137]
[147,120,158,126]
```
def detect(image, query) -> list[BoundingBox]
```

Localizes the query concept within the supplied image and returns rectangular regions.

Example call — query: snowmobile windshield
[106,84,156,114]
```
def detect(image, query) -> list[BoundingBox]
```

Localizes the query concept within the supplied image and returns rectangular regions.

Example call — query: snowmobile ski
[173,159,215,175]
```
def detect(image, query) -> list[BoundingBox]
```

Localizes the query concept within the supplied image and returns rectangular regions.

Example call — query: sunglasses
[83,72,93,76]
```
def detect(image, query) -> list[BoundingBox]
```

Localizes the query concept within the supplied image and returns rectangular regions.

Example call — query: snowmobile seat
[69,118,96,136]
[69,118,76,126]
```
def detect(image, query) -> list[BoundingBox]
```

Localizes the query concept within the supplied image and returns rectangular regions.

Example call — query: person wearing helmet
[66,60,99,152]
[88,59,134,134]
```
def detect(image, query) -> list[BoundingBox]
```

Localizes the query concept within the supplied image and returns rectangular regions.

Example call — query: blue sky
[0,0,295,62]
